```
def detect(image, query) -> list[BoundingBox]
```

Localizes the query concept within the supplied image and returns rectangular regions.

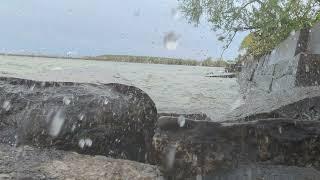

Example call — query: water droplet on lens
[63,97,71,105]
[177,115,185,127]
[78,113,84,121]
[104,99,109,105]
[133,9,140,17]
[2,101,11,111]
[29,84,36,91]
[49,110,65,137]
[278,126,282,134]
[306,64,310,72]
[171,8,181,20]
[166,143,178,169]
[78,139,85,149]
[78,138,92,148]
[71,124,76,132]
[164,31,180,50]
[85,138,92,147]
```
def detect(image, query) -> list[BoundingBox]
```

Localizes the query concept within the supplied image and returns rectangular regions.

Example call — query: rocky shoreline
[2,24,320,179]
[1,77,320,179]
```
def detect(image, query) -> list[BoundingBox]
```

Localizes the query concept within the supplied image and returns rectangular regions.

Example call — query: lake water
[0,55,240,120]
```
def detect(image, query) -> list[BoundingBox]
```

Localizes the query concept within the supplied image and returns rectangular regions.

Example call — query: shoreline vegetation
[0,53,232,67]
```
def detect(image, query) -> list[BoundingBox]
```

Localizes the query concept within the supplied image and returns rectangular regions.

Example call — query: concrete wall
[308,23,320,54]
[238,23,320,95]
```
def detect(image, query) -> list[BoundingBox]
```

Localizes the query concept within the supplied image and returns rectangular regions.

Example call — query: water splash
[49,110,65,137]
[163,31,180,50]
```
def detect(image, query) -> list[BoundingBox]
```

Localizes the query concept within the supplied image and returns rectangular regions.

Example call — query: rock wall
[239,24,320,96]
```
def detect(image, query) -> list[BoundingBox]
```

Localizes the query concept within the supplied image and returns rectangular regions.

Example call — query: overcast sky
[0,0,246,60]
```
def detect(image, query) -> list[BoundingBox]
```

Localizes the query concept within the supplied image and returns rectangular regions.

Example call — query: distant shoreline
[0,53,230,67]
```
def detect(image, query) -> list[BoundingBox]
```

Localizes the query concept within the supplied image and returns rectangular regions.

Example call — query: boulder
[153,118,320,179]
[0,77,157,162]
[0,143,162,180]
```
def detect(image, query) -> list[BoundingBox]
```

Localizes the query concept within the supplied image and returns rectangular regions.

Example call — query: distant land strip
[0,53,231,67]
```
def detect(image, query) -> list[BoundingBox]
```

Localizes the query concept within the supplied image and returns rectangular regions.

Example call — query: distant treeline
[0,53,232,67]
[91,55,230,67]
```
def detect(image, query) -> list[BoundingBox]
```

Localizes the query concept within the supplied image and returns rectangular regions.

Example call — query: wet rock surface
[0,143,162,180]
[153,118,320,179]
[0,77,157,162]
[200,164,320,180]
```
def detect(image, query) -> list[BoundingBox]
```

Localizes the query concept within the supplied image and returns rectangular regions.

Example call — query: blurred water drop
[67,9,73,15]
[278,126,282,134]
[306,64,310,73]
[63,97,71,105]
[29,84,36,91]
[164,31,180,50]
[78,113,84,121]
[71,124,76,132]
[49,110,65,137]
[85,138,93,147]
[196,175,202,180]
[177,115,185,127]
[171,8,181,20]
[66,51,78,57]
[78,139,85,149]
[51,67,63,71]
[2,101,11,111]
[166,143,178,169]
[133,9,140,17]
[104,99,109,105]
[78,138,92,148]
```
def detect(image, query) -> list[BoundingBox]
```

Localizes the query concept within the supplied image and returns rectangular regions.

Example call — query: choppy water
[0,55,240,120]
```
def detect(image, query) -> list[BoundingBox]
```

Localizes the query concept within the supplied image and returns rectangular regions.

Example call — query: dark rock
[0,77,157,162]
[158,113,209,121]
[199,164,320,180]
[152,119,320,179]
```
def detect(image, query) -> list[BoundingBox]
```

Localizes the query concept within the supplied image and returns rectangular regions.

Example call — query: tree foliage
[179,0,320,56]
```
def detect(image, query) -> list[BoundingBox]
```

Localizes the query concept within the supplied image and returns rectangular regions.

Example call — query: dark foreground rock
[0,143,162,180]
[0,77,157,162]
[200,164,320,180]
[153,118,320,179]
